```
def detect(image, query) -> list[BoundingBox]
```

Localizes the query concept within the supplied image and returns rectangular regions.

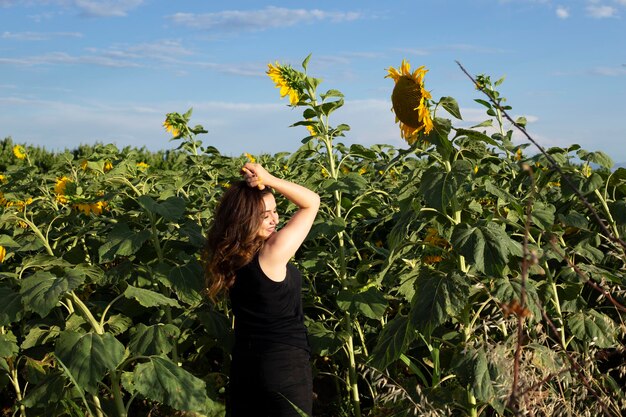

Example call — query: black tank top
[230,253,309,352]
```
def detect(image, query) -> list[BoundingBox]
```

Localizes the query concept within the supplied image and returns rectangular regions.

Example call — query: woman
[203,162,320,417]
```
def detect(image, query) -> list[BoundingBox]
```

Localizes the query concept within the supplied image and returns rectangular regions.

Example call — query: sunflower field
[1,56,625,417]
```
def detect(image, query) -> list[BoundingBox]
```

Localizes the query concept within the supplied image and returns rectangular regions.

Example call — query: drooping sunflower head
[386,60,434,144]
[267,62,302,106]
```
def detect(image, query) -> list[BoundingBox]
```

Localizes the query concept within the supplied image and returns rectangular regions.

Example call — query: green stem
[463,313,478,417]
[544,261,567,348]
[18,216,54,256]
[110,371,127,417]
[92,394,105,417]
[354,319,368,357]
[468,389,478,417]
[321,131,361,417]
[593,189,621,241]
[148,217,179,363]
[345,315,362,417]
[9,366,27,417]
[454,209,468,273]
[68,291,103,334]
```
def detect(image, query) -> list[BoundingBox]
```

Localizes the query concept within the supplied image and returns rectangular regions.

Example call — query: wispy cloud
[0,0,144,17]
[589,65,626,76]
[0,52,142,67]
[586,4,619,18]
[556,6,570,18]
[71,0,145,17]
[394,44,508,56]
[170,6,362,32]
[1,31,83,41]
[0,40,193,68]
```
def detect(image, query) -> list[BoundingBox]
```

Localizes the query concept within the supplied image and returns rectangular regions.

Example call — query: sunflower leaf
[130,356,212,413]
[439,96,462,120]
[55,331,125,394]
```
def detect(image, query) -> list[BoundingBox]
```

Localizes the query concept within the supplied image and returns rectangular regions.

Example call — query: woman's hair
[203,181,272,302]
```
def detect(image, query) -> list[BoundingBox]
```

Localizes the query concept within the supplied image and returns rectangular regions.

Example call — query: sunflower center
[391,76,423,128]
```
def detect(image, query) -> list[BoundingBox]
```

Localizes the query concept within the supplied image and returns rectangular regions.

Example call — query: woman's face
[258,193,279,239]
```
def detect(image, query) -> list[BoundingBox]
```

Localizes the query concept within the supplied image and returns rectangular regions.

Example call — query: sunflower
[55,176,72,204]
[386,60,434,144]
[267,62,300,105]
[0,245,5,263]
[13,145,27,160]
[162,119,180,137]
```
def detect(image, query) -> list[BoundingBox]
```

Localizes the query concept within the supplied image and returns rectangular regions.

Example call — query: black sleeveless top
[230,254,309,352]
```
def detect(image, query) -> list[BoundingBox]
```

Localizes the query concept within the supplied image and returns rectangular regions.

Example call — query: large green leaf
[609,200,626,225]
[98,223,151,263]
[306,321,347,356]
[123,285,181,308]
[21,373,68,408]
[455,347,499,405]
[197,310,233,351]
[20,270,84,317]
[419,160,471,214]
[167,261,204,305]
[369,314,415,370]
[22,326,61,349]
[0,286,24,326]
[493,278,541,324]
[0,332,18,358]
[577,149,613,169]
[129,356,211,413]
[308,217,346,240]
[562,172,603,197]
[531,202,555,231]
[129,323,180,356]
[567,310,616,348]
[409,270,470,333]
[451,222,511,275]
[326,173,369,194]
[55,331,125,393]
[427,117,454,160]
[18,254,70,273]
[336,287,388,320]
[454,128,500,147]
[137,195,186,221]
[439,96,462,120]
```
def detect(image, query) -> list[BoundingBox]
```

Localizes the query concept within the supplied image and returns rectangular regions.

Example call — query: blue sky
[1,0,625,164]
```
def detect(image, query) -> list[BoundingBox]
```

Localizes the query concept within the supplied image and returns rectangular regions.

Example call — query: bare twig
[507,165,535,414]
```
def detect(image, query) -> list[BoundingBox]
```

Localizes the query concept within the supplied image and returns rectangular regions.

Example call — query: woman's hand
[241,162,272,190]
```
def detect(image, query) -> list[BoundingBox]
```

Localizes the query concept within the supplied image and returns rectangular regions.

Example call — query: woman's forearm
[266,175,320,210]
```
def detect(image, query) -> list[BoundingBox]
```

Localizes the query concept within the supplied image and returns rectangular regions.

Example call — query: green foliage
[0,59,625,417]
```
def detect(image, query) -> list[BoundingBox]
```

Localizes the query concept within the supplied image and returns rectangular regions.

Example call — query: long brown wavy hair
[202,181,272,302]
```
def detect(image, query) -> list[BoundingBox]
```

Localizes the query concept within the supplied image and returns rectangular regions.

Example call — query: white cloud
[0,51,141,67]
[556,6,570,18]
[72,0,144,17]
[0,0,144,17]
[1,31,83,41]
[586,5,618,17]
[170,7,362,32]
[0,40,194,68]
[589,66,626,76]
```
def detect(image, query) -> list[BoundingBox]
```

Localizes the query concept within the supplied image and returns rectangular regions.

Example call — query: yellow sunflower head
[55,176,71,195]
[13,145,27,160]
[386,60,434,144]
[267,62,301,106]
